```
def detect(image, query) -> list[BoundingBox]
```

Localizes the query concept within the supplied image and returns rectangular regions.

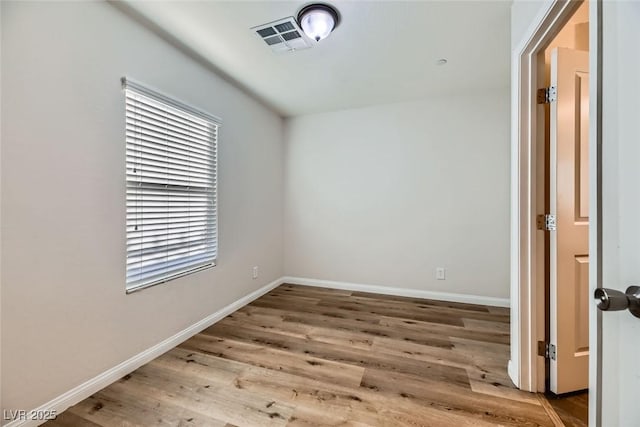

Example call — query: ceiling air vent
[251,17,313,53]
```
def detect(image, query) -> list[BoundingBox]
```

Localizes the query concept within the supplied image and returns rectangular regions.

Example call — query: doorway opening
[511,0,603,424]
[535,1,590,425]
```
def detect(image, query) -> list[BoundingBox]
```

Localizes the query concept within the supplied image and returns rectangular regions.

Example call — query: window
[123,78,219,293]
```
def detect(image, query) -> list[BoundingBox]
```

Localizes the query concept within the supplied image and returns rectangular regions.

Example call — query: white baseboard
[5,277,285,427]
[282,276,510,308]
[507,359,519,388]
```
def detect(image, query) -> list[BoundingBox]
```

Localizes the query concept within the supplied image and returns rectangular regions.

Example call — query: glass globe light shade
[298,5,338,42]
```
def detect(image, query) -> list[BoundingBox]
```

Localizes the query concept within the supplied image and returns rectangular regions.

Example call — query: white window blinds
[123,78,219,293]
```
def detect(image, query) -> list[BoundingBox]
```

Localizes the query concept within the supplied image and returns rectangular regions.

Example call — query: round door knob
[594,288,629,311]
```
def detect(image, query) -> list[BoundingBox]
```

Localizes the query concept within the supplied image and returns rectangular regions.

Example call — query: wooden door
[549,47,589,394]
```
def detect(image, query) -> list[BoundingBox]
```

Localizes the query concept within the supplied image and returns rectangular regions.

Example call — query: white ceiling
[120,1,512,117]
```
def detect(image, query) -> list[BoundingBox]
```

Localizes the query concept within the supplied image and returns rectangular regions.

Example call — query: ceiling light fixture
[297,3,340,42]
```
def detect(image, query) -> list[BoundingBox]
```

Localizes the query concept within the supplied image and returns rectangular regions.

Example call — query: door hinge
[537,214,557,231]
[538,341,557,360]
[537,86,557,104]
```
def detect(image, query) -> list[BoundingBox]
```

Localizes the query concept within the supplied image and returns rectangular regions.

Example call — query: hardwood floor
[45,284,569,426]
[545,392,588,427]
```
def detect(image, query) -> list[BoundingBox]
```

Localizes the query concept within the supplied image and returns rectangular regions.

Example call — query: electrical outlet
[252,266,259,279]
[436,267,446,280]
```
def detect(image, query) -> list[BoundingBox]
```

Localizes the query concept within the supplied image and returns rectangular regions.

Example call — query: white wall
[1,1,284,417]
[284,93,510,299]
[511,0,553,50]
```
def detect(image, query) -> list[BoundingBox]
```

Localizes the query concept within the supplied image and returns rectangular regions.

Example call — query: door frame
[509,0,602,424]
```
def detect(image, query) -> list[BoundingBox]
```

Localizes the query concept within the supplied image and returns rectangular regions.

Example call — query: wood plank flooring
[45,284,570,426]
[545,392,588,427]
